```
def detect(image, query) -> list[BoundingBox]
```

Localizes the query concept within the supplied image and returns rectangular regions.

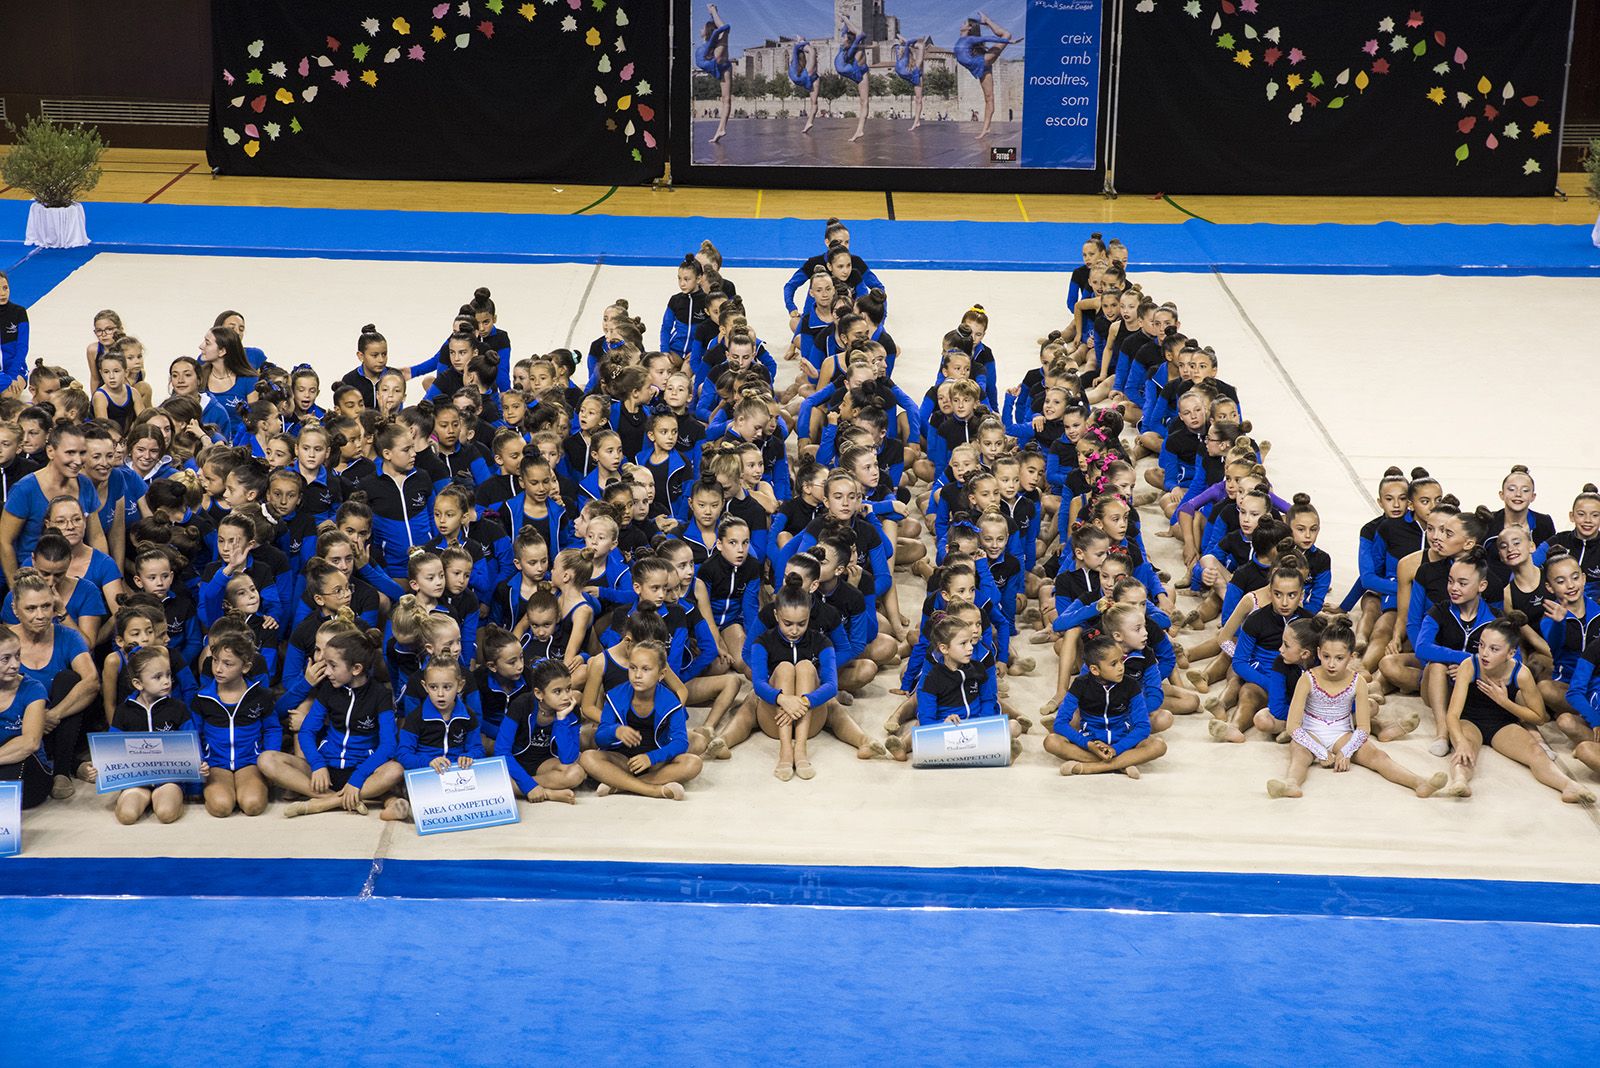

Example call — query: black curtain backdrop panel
[1116,0,1574,195]
[207,0,666,183]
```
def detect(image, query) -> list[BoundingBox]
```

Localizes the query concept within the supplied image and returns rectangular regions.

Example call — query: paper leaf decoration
[586,26,601,46]
[594,85,607,104]
[1503,121,1520,139]
[302,85,318,101]
[408,45,426,61]
[520,3,537,19]
[597,53,611,72]
[394,17,411,33]
[250,95,267,112]
[265,122,281,140]
[247,39,264,58]
[1426,87,1445,105]
[1287,103,1303,123]
[244,140,260,157]
[222,127,240,145]
[1266,80,1278,101]
[620,62,634,80]
[617,94,631,110]
[478,20,495,38]
[352,42,370,62]
[269,61,287,78]
[223,69,235,85]
[332,69,351,87]
[455,33,470,48]
[290,117,302,133]
[1532,121,1551,137]
[298,57,309,76]
[362,17,379,35]
[360,69,377,86]
[1454,143,1468,164]
[247,69,263,85]
[384,47,400,62]
[1523,158,1540,174]
[274,87,294,104]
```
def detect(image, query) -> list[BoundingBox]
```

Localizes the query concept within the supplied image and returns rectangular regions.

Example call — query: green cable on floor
[572,186,618,215]
[1162,193,1215,224]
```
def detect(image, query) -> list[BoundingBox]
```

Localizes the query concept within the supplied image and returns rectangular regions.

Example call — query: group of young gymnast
[697,5,1020,142]
[0,214,1595,832]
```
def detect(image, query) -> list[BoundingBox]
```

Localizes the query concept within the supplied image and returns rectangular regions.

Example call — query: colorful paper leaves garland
[1137,2,1553,178]
[219,0,656,166]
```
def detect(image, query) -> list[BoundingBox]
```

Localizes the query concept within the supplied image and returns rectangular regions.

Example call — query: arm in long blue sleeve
[868,539,892,597]
[1568,656,1600,728]
[297,700,329,773]
[1140,664,1164,715]
[659,307,677,353]
[680,615,718,681]
[397,727,422,768]
[1360,532,1396,596]
[844,608,875,660]
[259,707,283,755]
[978,667,999,719]
[1112,695,1152,754]
[645,700,688,765]
[796,384,835,445]
[494,714,536,794]
[1051,692,1090,747]
[1232,632,1268,690]
[749,644,781,704]
[782,267,808,313]
[899,632,930,690]
[1304,567,1332,615]
[549,713,581,766]
[351,711,396,789]
[915,687,943,727]
[800,647,840,708]
[1406,579,1429,645]
[889,386,922,442]
[359,562,406,603]
[0,320,28,391]
[199,568,229,630]
[1054,593,1099,632]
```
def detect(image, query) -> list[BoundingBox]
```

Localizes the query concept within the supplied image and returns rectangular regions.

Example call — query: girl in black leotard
[1440,614,1594,803]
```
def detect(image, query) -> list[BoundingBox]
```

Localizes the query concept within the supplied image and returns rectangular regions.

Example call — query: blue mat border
[2,201,1596,277]
[2,856,1596,925]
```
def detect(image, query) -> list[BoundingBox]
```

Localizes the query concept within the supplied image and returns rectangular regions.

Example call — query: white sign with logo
[0,781,20,857]
[404,756,521,836]
[912,715,1012,768]
[87,731,206,793]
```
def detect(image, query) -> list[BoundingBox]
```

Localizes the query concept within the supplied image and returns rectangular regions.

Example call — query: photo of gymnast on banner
[687,1,1102,170]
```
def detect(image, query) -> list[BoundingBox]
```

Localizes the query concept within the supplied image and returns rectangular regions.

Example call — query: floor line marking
[358,822,396,901]
[141,163,197,204]
[1208,268,1370,504]
[1014,193,1030,222]
[564,256,606,348]
[885,191,896,220]
[754,188,764,219]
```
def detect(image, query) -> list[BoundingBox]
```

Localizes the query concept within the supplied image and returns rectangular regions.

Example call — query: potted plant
[2,115,107,249]
[1587,137,1600,249]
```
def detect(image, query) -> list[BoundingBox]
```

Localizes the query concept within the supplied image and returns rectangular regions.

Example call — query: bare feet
[283,801,310,818]
[529,787,577,804]
[1428,735,1451,757]
[1437,776,1472,798]
[794,760,816,780]
[774,761,795,782]
[1415,772,1448,798]
[1266,778,1302,799]
[659,782,686,800]
[596,783,615,797]
[858,740,887,759]
[1123,765,1141,780]
[834,689,854,707]
[885,734,908,761]
[709,128,726,144]
[705,736,731,760]
[1059,760,1082,776]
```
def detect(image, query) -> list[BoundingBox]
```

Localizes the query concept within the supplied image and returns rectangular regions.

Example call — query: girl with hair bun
[660,254,705,357]
[1440,614,1594,803]
[1267,618,1446,800]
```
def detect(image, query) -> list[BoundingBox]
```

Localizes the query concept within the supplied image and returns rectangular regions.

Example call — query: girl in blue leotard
[788,37,821,132]
[956,13,1019,137]
[696,5,732,143]
[835,18,871,142]
[892,34,932,130]
[198,325,258,439]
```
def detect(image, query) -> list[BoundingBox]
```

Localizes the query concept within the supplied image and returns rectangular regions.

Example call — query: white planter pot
[24,201,89,249]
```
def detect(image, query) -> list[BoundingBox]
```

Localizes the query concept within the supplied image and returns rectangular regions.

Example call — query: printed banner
[88,731,205,794]
[913,715,1013,768]
[683,0,1103,171]
[0,782,20,858]
[1020,0,1102,168]
[207,0,667,182]
[404,756,521,836]
[1115,0,1573,195]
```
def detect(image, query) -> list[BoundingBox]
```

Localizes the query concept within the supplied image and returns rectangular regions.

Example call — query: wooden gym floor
[0,148,1593,225]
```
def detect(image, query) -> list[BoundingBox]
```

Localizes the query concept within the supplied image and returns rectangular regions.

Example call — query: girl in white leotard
[1268,618,1446,799]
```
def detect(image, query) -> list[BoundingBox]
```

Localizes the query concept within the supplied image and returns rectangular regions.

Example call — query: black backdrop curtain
[207,0,666,183]
[1115,0,1573,195]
